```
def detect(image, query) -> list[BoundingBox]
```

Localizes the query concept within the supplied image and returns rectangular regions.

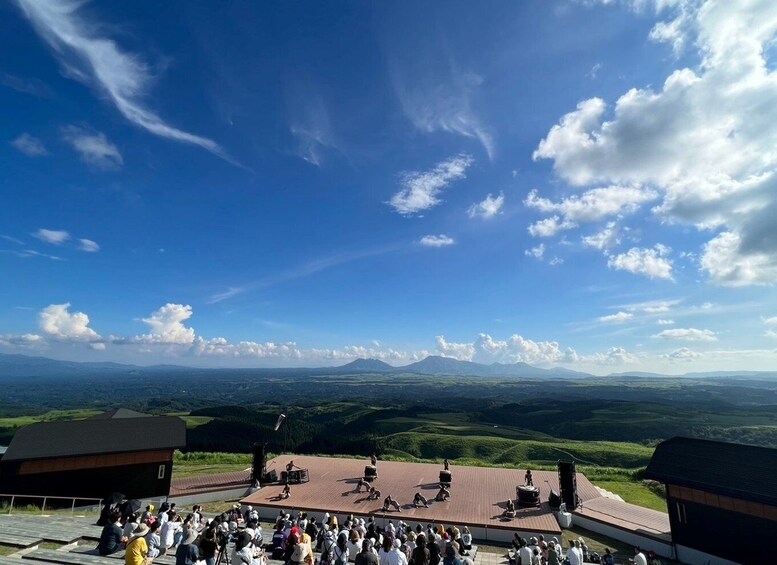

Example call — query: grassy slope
[592,480,667,512]
[382,432,654,468]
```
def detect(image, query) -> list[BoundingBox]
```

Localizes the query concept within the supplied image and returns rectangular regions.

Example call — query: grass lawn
[172,463,250,479]
[0,545,18,556]
[592,480,667,512]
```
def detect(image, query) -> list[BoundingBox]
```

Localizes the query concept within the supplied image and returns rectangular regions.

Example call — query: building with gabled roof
[645,436,777,565]
[0,409,185,500]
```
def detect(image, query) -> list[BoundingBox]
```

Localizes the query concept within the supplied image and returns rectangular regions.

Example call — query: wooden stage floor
[241,455,603,535]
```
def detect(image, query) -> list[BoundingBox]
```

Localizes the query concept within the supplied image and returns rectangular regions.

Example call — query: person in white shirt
[518,541,533,565]
[566,540,581,565]
[632,548,648,565]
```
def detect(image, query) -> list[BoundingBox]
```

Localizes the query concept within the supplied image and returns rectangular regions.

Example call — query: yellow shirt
[125,536,148,565]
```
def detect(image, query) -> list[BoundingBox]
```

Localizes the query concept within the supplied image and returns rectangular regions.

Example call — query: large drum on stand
[517,485,540,508]
[439,470,452,487]
[364,465,378,482]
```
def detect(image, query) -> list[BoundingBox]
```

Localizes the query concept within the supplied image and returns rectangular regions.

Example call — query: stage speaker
[264,469,278,483]
[558,460,578,509]
[251,443,266,484]
[548,489,561,510]
[439,470,452,487]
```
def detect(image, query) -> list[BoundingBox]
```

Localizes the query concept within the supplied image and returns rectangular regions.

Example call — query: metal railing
[0,493,103,516]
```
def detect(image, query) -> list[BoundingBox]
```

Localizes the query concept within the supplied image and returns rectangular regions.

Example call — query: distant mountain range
[1,352,776,380]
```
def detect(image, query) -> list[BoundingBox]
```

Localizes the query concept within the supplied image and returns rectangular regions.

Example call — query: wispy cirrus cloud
[0,72,53,97]
[61,126,123,170]
[286,77,345,166]
[386,30,494,160]
[207,244,400,304]
[11,133,48,157]
[388,154,473,216]
[15,0,232,163]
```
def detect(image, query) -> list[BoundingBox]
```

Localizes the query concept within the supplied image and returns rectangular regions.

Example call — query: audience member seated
[176,530,200,565]
[145,521,163,559]
[97,511,128,556]
[125,524,150,565]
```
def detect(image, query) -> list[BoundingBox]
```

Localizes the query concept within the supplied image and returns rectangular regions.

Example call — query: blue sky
[3,0,777,374]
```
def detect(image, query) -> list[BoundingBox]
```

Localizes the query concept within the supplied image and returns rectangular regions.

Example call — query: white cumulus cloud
[468,192,505,219]
[657,319,675,325]
[528,216,575,238]
[582,222,621,250]
[388,154,473,215]
[39,303,100,341]
[655,328,717,342]
[525,186,656,223]
[535,1,777,286]
[135,304,196,345]
[599,311,634,323]
[607,245,673,279]
[663,347,702,361]
[419,234,455,247]
[525,244,546,259]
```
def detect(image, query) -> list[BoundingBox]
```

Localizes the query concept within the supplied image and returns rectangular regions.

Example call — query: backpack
[334,547,348,565]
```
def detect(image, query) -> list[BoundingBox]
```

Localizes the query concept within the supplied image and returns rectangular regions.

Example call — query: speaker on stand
[251,442,267,485]
[558,460,578,509]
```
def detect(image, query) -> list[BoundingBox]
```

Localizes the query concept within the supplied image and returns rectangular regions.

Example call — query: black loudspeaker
[558,461,578,509]
[548,489,562,510]
[251,443,266,484]
[264,469,278,483]
[439,470,452,487]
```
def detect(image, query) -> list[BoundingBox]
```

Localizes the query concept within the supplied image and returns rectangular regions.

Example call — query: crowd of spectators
[97,501,631,565]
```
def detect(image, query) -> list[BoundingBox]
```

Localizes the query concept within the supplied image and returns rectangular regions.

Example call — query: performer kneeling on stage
[413,492,429,508]
[281,483,291,499]
[503,498,516,518]
[434,486,451,502]
[382,495,401,512]
[368,486,381,500]
[355,478,370,493]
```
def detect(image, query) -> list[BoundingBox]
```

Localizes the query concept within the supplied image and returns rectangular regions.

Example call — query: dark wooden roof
[644,437,777,506]
[2,412,185,462]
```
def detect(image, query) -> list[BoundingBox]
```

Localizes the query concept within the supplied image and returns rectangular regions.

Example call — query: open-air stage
[241,455,603,540]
